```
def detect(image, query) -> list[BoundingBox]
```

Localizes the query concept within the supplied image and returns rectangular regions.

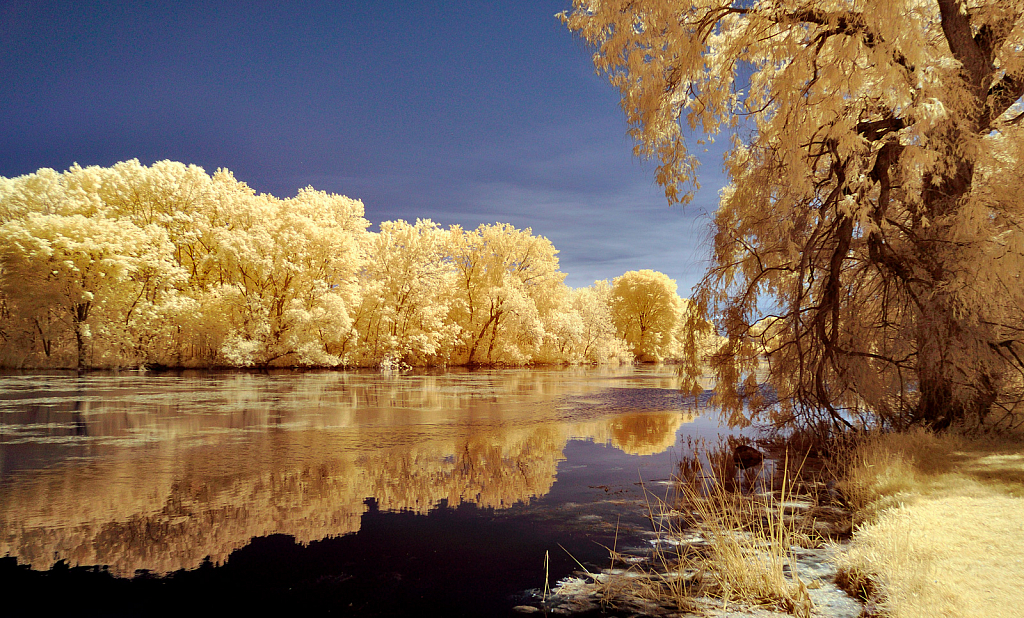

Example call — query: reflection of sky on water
[0,366,726,577]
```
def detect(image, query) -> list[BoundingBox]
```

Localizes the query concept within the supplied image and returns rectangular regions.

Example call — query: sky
[0,0,728,291]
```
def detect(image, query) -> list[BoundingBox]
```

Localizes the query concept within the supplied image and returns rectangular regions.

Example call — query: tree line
[0,160,709,370]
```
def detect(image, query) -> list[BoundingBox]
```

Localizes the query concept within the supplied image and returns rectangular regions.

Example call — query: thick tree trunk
[906,120,995,428]
[916,368,997,430]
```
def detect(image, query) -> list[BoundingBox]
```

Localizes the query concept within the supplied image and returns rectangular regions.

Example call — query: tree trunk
[912,281,998,429]
[74,322,87,372]
[908,128,993,429]
[73,301,90,372]
[916,367,997,430]
[466,313,497,365]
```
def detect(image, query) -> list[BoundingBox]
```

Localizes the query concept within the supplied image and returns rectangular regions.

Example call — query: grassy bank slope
[837,430,1024,618]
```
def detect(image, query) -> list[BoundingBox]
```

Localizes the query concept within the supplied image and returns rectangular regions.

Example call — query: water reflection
[0,367,696,576]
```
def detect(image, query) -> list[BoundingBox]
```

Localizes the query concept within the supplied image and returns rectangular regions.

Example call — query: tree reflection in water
[0,367,717,584]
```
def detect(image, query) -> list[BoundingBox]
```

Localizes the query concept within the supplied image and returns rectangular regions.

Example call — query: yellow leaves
[0,211,186,366]
[440,223,569,365]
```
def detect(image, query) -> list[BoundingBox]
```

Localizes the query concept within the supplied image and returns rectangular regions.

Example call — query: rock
[733,444,765,469]
[512,605,540,614]
[805,586,864,618]
[777,500,813,514]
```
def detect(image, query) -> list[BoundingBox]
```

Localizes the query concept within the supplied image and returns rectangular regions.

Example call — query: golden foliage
[563,0,1024,431]
[0,161,713,369]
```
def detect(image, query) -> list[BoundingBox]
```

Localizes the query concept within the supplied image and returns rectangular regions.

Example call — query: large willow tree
[563,0,1024,432]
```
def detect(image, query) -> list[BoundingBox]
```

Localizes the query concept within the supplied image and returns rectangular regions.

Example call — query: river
[0,365,729,617]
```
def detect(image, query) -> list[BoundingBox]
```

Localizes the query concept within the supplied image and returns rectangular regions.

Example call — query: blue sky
[0,0,727,291]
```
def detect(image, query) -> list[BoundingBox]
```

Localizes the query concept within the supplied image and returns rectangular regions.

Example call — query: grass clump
[673,462,814,617]
[832,428,963,521]
[565,427,1024,618]
[577,441,819,617]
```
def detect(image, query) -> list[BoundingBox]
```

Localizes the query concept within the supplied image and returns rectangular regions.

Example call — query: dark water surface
[0,366,726,617]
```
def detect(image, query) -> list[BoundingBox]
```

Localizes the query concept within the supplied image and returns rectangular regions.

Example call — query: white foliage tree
[609,269,691,361]
[211,187,368,367]
[446,223,566,365]
[350,219,460,367]
[541,280,634,364]
[1,160,698,370]
[0,214,182,369]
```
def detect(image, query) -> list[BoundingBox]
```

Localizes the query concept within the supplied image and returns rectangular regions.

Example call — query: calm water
[0,366,727,617]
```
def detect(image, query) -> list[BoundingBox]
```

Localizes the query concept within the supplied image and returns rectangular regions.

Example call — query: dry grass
[674,464,813,617]
[833,428,963,521]
[581,446,815,617]
[569,429,1024,617]
[835,428,1024,617]
[546,435,874,616]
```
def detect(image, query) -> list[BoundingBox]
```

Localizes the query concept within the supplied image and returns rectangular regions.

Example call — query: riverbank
[528,428,1024,618]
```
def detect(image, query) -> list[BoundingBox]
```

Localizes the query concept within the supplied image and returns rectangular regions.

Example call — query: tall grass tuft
[675,451,812,616]
[582,442,815,616]
[828,427,974,524]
